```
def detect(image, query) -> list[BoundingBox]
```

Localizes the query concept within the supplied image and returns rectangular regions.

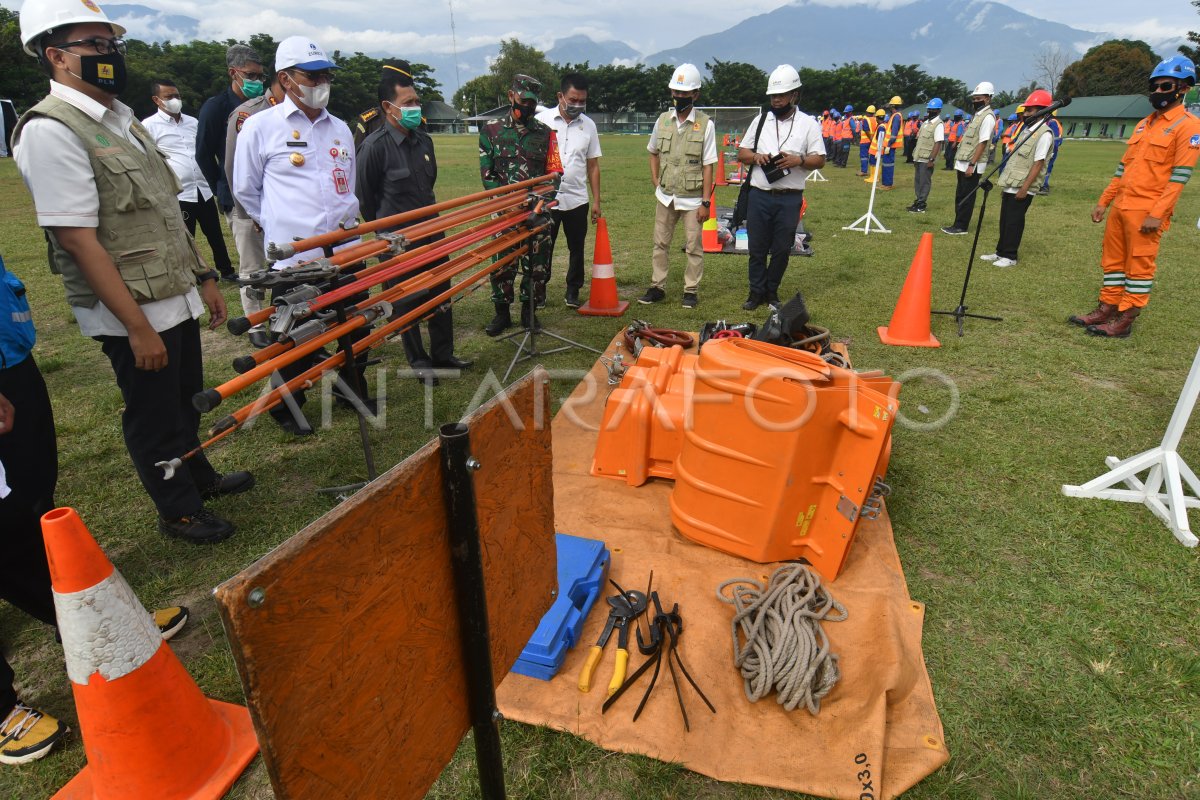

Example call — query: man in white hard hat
[233,36,366,433]
[735,65,824,310]
[12,0,252,545]
[639,63,716,310]
[941,81,997,235]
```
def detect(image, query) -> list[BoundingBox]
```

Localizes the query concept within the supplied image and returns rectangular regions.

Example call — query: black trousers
[0,356,59,713]
[996,192,1033,260]
[944,142,957,169]
[549,204,590,294]
[97,318,218,519]
[388,257,455,367]
[904,135,916,162]
[179,192,232,274]
[746,188,804,297]
[952,170,982,231]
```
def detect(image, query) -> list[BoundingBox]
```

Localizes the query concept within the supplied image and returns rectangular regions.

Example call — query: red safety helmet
[1023,89,1053,109]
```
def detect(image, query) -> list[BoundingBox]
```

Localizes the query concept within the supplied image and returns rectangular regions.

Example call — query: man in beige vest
[13,0,252,545]
[639,63,716,310]
[942,81,997,235]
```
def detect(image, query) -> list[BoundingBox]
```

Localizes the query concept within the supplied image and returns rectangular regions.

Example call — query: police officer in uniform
[13,0,252,543]
[356,61,471,384]
[478,74,562,335]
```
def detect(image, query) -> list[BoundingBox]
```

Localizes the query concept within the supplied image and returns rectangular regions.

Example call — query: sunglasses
[53,36,126,56]
[1150,79,1178,92]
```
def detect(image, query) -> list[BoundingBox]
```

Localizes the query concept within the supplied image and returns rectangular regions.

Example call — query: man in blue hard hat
[908,98,945,213]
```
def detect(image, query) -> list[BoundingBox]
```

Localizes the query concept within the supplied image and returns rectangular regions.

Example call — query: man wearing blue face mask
[356,61,471,384]
[196,44,264,234]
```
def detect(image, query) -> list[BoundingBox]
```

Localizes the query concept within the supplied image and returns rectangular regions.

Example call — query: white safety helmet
[19,0,126,58]
[971,81,995,96]
[767,64,802,94]
[668,63,702,91]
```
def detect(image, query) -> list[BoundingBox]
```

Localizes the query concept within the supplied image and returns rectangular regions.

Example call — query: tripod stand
[496,266,600,384]
[931,116,1045,336]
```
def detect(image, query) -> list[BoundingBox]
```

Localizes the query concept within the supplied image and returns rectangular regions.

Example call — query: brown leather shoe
[1068,302,1117,327]
[1086,307,1140,338]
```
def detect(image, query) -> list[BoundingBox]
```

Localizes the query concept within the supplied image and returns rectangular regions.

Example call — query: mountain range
[103,0,1188,97]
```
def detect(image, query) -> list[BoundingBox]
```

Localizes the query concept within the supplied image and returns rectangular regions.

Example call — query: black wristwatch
[196,270,219,284]
[701,200,711,208]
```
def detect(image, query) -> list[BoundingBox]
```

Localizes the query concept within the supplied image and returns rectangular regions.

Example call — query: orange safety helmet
[1023,89,1053,109]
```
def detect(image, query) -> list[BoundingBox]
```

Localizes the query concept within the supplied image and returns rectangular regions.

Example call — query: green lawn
[2,131,1199,800]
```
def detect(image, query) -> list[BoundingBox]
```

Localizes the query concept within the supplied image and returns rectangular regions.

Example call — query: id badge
[333,167,349,195]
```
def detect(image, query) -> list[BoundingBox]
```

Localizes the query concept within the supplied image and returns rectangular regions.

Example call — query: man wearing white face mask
[142,78,232,285]
[232,36,363,434]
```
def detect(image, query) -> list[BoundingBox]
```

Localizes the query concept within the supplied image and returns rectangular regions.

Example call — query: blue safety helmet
[1006,113,1018,121]
[831,110,840,119]
[953,109,963,118]
[843,104,854,113]
[927,97,943,110]
[1150,55,1197,85]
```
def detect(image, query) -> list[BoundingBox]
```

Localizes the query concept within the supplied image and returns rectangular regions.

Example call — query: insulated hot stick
[267,174,558,261]
[228,190,546,335]
[194,227,535,413]
[157,244,530,477]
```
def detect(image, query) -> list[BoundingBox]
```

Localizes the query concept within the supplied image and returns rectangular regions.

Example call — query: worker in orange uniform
[865,107,885,182]
[857,105,876,176]
[943,109,961,169]
[821,110,833,158]
[880,96,903,189]
[903,112,918,162]
[834,110,852,167]
[1070,56,1200,338]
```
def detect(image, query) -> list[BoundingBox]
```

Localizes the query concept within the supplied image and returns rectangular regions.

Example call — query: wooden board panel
[214,369,557,799]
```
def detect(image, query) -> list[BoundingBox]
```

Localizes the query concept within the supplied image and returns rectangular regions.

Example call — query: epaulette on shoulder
[359,108,378,123]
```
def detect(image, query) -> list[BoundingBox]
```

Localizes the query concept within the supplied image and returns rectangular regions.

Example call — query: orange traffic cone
[578,217,628,317]
[716,151,728,187]
[701,187,722,253]
[878,233,939,347]
[42,507,259,800]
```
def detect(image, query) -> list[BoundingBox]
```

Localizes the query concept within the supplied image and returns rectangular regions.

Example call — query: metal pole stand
[496,283,600,384]
[930,176,1003,336]
[439,422,508,799]
[1062,346,1200,548]
[842,129,890,234]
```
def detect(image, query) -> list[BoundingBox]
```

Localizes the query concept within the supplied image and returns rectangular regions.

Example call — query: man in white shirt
[12,0,252,544]
[535,72,602,309]
[639,63,716,310]
[980,92,1057,268]
[232,36,364,433]
[736,65,825,310]
[142,77,234,281]
[942,81,997,235]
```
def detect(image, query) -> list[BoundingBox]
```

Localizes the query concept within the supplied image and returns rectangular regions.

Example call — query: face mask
[927,110,939,120]
[69,52,127,95]
[512,100,537,121]
[563,103,585,119]
[241,77,265,98]
[1149,90,1178,110]
[774,102,794,117]
[673,95,693,112]
[161,97,182,115]
[973,99,988,110]
[292,80,330,110]
[399,107,422,129]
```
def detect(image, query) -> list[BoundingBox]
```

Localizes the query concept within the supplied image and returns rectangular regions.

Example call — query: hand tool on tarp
[577,580,648,697]
[603,574,716,731]
[155,241,530,479]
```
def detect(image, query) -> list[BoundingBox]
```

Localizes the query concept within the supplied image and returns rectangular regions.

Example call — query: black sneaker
[158,508,235,544]
[275,414,315,437]
[219,270,239,283]
[199,471,255,501]
[742,293,765,311]
[638,287,665,305]
[767,290,781,307]
[940,226,968,235]
[681,292,698,309]
[564,290,581,309]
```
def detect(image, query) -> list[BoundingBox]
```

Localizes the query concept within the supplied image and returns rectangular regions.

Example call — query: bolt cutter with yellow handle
[578,581,647,696]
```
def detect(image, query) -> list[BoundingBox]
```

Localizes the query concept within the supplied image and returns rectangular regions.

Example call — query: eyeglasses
[235,69,266,82]
[291,69,334,84]
[1150,79,1177,92]
[54,36,126,56]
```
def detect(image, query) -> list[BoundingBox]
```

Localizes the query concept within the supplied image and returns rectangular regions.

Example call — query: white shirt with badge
[535,106,601,211]
[647,108,718,211]
[14,80,202,338]
[740,109,825,191]
[232,95,359,269]
[141,108,212,203]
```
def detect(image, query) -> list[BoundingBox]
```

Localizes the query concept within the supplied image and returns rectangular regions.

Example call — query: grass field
[2,131,1199,800]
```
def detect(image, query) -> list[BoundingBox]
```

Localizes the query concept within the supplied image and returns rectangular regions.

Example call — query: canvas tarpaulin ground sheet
[497,338,950,799]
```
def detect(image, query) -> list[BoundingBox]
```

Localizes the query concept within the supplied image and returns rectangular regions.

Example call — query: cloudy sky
[9,0,1194,59]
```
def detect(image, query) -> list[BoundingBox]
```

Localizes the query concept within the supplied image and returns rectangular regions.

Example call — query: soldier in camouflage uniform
[479,74,562,335]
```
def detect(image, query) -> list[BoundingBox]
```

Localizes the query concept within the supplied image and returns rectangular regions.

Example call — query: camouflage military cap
[511,74,542,99]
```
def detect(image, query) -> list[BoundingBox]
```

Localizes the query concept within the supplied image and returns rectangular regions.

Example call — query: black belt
[752,187,803,195]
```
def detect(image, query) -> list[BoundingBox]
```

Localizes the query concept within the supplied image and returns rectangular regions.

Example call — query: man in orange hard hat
[1070,56,1200,338]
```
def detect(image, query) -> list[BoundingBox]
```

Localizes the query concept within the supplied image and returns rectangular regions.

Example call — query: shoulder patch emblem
[235,110,250,133]
[1190,134,1200,148]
